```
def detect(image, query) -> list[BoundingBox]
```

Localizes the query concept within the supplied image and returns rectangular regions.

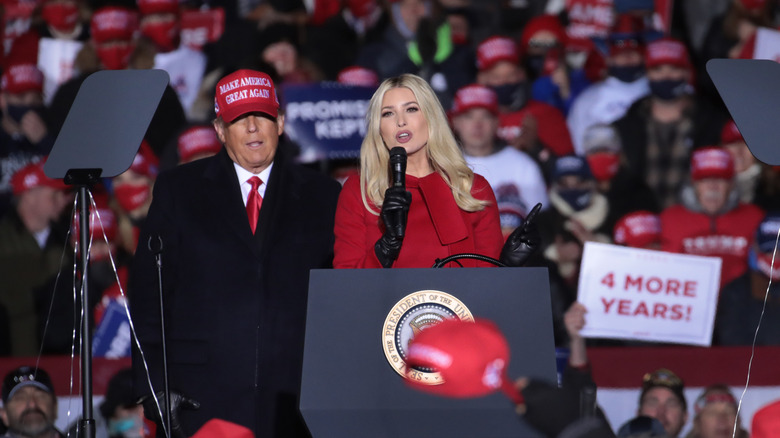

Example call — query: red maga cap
[128,141,159,178]
[613,210,661,249]
[214,69,279,123]
[11,160,67,196]
[191,419,254,438]
[337,66,379,87]
[137,0,180,15]
[450,84,499,117]
[691,147,735,181]
[1,64,44,94]
[476,36,519,72]
[404,318,521,403]
[720,120,744,145]
[646,37,691,69]
[91,6,139,44]
[177,126,222,163]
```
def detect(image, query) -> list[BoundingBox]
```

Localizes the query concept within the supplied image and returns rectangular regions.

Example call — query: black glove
[500,202,542,267]
[140,391,200,438]
[374,186,412,268]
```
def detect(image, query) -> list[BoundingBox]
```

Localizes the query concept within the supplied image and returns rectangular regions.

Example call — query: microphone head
[389,147,407,164]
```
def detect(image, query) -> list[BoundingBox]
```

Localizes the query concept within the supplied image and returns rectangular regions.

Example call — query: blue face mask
[557,188,592,211]
[108,416,142,437]
[608,64,645,83]
[649,79,690,101]
[6,104,41,124]
[490,82,529,110]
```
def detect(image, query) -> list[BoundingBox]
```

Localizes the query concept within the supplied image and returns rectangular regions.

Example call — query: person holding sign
[334,73,541,268]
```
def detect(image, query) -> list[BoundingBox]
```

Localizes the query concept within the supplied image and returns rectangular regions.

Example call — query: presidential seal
[382,290,473,385]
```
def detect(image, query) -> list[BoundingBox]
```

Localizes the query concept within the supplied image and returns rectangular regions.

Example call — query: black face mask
[557,188,593,211]
[6,104,42,124]
[608,64,645,83]
[524,55,545,80]
[90,260,117,295]
[649,79,690,101]
[491,81,529,111]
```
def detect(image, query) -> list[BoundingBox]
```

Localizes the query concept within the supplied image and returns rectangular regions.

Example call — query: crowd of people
[2,0,780,436]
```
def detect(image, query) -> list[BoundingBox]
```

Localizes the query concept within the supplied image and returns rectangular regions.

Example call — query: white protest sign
[577,242,721,346]
[37,37,83,105]
[753,27,780,62]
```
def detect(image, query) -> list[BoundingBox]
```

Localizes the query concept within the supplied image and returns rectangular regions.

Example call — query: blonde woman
[334,74,540,268]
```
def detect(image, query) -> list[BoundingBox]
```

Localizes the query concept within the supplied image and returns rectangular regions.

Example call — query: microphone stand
[149,235,172,438]
[65,168,102,438]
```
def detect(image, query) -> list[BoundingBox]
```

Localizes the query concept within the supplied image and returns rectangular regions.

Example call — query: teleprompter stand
[301,267,557,437]
[44,69,169,438]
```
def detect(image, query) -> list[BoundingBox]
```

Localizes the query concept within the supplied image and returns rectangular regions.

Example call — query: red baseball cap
[690,147,735,181]
[137,0,179,15]
[645,37,691,69]
[450,84,499,117]
[404,318,521,403]
[11,160,67,196]
[128,141,159,178]
[613,211,661,249]
[337,66,379,87]
[90,6,139,44]
[1,63,44,94]
[177,126,222,163]
[720,120,744,145]
[191,419,254,438]
[520,15,567,52]
[214,69,279,123]
[476,36,519,72]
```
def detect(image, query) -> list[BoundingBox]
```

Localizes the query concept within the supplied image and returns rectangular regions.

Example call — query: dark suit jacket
[129,145,340,437]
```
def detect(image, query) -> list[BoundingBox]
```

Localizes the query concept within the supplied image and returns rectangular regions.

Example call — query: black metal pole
[149,235,172,438]
[77,185,95,438]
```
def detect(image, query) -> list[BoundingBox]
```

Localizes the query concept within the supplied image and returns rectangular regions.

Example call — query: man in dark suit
[128,69,341,438]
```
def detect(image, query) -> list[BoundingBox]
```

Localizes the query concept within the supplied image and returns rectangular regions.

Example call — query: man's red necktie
[246,176,263,234]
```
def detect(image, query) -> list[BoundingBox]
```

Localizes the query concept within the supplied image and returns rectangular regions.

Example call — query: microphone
[390,147,407,189]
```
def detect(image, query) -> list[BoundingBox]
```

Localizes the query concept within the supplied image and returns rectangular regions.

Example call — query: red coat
[334,172,504,268]
[660,203,764,287]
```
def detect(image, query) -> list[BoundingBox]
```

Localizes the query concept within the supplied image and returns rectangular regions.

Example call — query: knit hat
[99,368,135,419]
[450,84,499,117]
[640,368,686,412]
[690,147,734,181]
[613,211,661,249]
[476,36,519,72]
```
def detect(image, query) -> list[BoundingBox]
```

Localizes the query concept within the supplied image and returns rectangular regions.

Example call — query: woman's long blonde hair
[359,74,488,214]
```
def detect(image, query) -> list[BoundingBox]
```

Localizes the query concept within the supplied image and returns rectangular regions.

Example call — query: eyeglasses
[642,368,683,390]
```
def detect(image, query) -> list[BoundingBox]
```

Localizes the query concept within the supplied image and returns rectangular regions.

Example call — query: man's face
[695,401,738,438]
[214,112,284,174]
[452,107,497,157]
[477,61,525,88]
[694,178,732,215]
[647,64,690,82]
[0,386,57,437]
[639,387,688,437]
[608,48,644,67]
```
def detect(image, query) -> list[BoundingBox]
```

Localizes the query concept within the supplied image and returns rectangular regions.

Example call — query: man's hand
[375,186,411,268]
[20,110,47,144]
[140,391,200,438]
[500,203,542,267]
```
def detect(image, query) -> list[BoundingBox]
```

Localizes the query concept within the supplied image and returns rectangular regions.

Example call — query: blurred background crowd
[1,0,780,357]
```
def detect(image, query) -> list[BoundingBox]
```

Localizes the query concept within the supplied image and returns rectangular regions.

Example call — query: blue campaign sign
[92,300,132,358]
[281,82,375,163]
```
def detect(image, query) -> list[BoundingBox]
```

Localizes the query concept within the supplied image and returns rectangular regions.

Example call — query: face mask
[141,19,179,53]
[6,104,42,124]
[42,2,79,33]
[114,184,150,213]
[524,55,545,79]
[557,188,592,211]
[608,64,645,83]
[649,78,690,101]
[96,44,134,70]
[491,82,529,111]
[108,416,144,438]
[586,152,620,182]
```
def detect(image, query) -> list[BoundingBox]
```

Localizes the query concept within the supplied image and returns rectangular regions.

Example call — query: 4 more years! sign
[577,242,722,346]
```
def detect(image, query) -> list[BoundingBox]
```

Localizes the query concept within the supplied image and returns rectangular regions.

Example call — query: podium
[301,267,557,438]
